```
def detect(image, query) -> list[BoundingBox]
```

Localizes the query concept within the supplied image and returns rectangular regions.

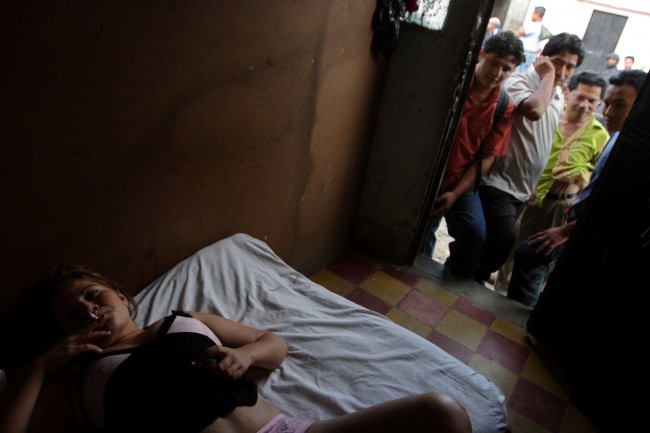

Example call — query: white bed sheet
[134,233,509,433]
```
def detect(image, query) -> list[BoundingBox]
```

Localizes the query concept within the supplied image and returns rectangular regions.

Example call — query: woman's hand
[34,328,110,375]
[192,345,253,380]
[187,311,288,372]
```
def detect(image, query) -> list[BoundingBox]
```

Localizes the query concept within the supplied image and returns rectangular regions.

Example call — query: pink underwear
[257,414,313,433]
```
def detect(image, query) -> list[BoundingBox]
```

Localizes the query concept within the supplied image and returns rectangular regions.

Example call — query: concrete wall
[353,0,494,263]
[0,0,386,312]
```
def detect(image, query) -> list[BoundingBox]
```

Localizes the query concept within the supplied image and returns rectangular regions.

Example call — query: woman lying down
[0,264,471,433]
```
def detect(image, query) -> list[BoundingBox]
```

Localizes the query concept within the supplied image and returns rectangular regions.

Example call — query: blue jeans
[424,191,486,277]
[516,50,537,73]
[507,240,565,306]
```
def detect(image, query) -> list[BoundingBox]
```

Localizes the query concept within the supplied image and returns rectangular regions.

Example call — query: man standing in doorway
[515,6,546,74]
[519,71,609,235]
[424,32,524,276]
[472,33,585,285]
[493,70,609,292]
[507,69,648,307]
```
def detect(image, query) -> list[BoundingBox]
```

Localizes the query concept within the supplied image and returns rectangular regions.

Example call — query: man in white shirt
[473,33,585,285]
[515,6,546,74]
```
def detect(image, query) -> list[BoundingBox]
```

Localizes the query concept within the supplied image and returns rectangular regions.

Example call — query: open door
[353,0,495,264]
[578,10,627,73]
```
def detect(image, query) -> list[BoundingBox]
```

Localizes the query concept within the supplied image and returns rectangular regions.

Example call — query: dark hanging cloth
[371,0,406,58]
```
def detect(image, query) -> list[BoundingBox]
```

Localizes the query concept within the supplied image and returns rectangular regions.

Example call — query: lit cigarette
[87,311,99,320]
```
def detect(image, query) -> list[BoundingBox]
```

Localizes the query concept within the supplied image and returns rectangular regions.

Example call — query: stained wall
[1,1,386,311]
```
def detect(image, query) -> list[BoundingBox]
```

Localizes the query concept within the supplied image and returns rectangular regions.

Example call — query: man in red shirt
[424,31,524,277]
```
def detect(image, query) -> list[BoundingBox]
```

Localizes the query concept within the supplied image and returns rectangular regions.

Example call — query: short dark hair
[484,30,525,66]
[541,33,585,66]
[567,70,607,99]
[609,70,647,93]
[625,55,635,62]
[534,6,546,17]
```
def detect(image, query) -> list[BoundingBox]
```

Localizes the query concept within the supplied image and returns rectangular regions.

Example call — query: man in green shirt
[494,71,608,291]
[521,70,609,234]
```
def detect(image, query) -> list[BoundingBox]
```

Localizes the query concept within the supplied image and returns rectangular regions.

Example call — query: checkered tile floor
[308,251,597,433]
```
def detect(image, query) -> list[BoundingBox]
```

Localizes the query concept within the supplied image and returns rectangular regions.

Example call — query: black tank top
[79,311,258,433]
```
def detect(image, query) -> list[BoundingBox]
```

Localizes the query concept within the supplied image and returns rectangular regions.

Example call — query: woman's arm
[0,330,108,433]
[188,311,288,379]
[0,362,49,433]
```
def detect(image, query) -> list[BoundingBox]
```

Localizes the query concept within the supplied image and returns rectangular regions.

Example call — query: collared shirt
[534,114,610,206]
[440,83,515,193]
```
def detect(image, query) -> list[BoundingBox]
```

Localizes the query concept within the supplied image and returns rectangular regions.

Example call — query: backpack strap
[493,86,510,126]
[475,87,510,191]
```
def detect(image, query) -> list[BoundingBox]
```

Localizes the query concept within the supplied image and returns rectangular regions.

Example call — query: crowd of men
[425,8,648,308]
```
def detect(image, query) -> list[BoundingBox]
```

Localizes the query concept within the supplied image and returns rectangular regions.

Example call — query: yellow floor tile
[520,351,568,399]
[359,270,412,305]
[490,317,528,345]
[308,268,355,297]
[414,278,458,306]
[312,252,595,433]
[434,309,487,350]
[385,308,433,338]
[468,353,519,399]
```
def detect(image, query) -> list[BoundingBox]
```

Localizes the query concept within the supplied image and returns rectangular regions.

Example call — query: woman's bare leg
[306,392,471,433]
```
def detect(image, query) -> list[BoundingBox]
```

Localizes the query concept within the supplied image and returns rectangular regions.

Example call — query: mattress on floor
[133,233,509,432]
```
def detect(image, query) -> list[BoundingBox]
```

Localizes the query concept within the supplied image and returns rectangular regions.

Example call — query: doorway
[578,10,627,73]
